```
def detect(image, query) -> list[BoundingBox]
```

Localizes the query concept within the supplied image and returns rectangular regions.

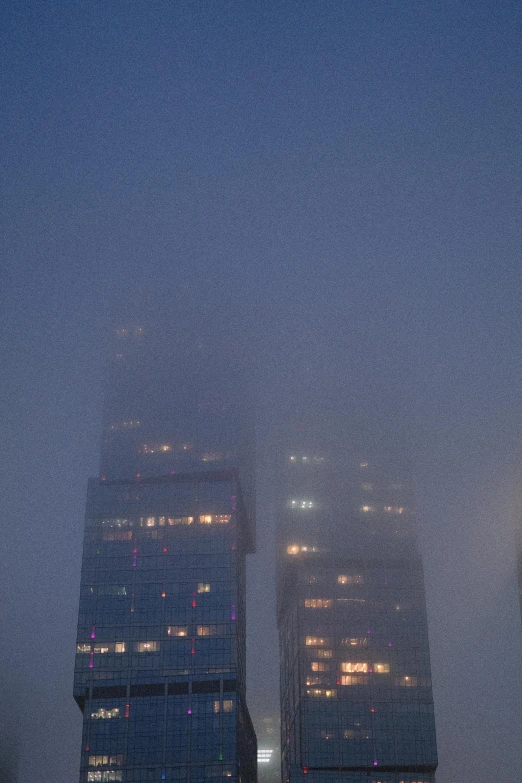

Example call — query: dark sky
[1,1,522,781]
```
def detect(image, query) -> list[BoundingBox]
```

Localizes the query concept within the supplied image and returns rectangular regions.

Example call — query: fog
[1,1,521,781]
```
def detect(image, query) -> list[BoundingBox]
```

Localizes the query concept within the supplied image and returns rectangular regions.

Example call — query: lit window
[341,662,368,673]
[360,505,374,513]
[223,700,233,712]
[287,544,300,555]
[373,663,390,673]
[311,662,327,672]
[304,599,332,608]
[197,583,211,593]
[398,676,417,686]
[88,756,124,767]
[289,499,314,509]
[320,730,334,739]
[359,461,368,467]
[306,676,324,685]
[90,708,120,720]
[79,642,126,654]
[87,773,123,782]
[257,749,273,763]
[135,641,159,652]
[305,636,330,646]
[340,675,369,685]
[341,637,368,647]
[337,574,364,585]
[316,649,333,659]
[101,518,131,529]
[383,505,405,514]
[167,516,194,525]
[196,624,225,636]
[167,626,188,636]
[198,514,231,525]
[96,585,127,596]
[146,517,155,527]
[289,455,296,461]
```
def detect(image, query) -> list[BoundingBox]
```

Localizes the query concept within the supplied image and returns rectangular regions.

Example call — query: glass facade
[277,451,437,783]
[74,328,256,783]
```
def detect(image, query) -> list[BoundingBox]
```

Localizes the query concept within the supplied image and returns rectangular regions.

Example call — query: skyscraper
[74,327,257,783]
[277,437,438,783]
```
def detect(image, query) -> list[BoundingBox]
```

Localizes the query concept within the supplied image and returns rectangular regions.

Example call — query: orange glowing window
[340,675,369,685]
[341,662,368,673]
[167,626,188,637]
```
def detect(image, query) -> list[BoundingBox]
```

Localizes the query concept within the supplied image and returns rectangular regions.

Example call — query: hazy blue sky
[1,1,521,781]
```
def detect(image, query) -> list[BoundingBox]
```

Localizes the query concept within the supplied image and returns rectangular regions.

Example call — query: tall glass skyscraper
[277,438,438,783]
[73,327,257,783]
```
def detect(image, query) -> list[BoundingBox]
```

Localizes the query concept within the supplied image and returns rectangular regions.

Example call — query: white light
[257,749,273,763]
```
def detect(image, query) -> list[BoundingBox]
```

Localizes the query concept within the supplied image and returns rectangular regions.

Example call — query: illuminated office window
[397,676,418,686]
[341,637,368,647]
[167,516,194,526]
[135,641,160,652]
[306,676,325,686]
[198,514,231,525]
[311,662,328,672]
[304,599,332,608]
[213,700,233,712]
[337,574,364,585]
[197,583,211,593]
[305,636,330,646]
[360,505,374,513]
[91,708,120,720]
[306,688,337,698]
[287,544,300,555]
[167,626,188,636]
[316,649,333,659]
[88,756,124,767]
[289,499,315,509]
[340,675,369,685]
[373,663,390,673]
[341,662,368,673]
